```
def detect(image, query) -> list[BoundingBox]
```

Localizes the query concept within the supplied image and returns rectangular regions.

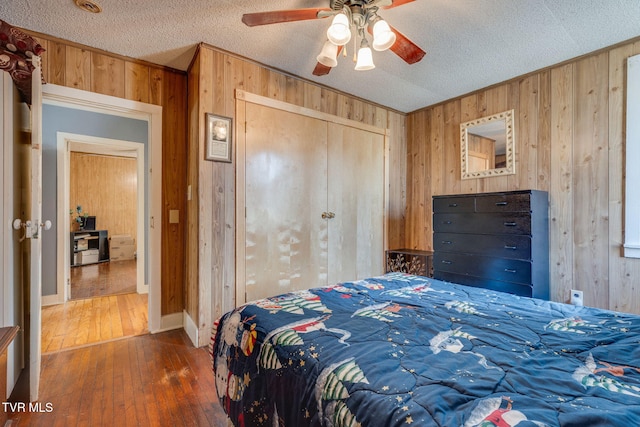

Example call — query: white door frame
[30,57,44,401]
[53,134,146,302]
[42,84,162,333]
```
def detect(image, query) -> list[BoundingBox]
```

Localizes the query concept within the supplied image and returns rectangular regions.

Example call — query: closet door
[327,123,385,284]
[244,103,328,301]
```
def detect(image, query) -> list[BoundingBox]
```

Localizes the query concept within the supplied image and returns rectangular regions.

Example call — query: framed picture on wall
[205,113,232,162]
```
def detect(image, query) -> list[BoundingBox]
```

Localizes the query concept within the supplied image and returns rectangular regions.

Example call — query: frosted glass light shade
[354,47,375,71]
[317,41,338,67]
[372,19,396,51]
[327,13,351,46]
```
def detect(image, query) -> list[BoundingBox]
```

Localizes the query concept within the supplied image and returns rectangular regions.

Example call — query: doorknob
[13,219,30,242]
[12,219,52,240]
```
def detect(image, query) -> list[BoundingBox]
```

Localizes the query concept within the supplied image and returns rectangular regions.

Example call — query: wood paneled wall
[187,44,407,345]
[69,152,137,239]
[406,38,640,315]
[29,32,188,316]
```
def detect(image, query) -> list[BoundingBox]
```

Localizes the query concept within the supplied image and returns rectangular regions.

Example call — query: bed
[211,273,640,426]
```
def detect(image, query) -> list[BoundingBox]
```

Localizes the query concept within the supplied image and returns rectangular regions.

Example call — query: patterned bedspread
[211,273,640,426]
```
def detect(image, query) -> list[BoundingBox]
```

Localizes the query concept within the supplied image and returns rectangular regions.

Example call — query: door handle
[321,212,335,219]
[13,219,52,241]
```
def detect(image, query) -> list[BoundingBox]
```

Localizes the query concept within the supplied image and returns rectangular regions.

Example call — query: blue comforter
[211,273,640,426]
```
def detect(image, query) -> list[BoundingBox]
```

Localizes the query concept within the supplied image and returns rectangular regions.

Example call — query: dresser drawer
[433,196,475,213]
[475,193,532,213]
[433,232,532,260]
[433,252,532,285]
[433,271,534,298]
[433,212,532,235]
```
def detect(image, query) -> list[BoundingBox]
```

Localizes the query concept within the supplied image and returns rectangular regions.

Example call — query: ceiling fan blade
[242,8,330,27]
[312,46,344,76]
[382,0,415,9]
[313,62,333,76]
[389,26,426,64]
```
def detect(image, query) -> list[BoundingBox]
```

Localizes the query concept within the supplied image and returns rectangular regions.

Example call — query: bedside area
[385,249,433,277]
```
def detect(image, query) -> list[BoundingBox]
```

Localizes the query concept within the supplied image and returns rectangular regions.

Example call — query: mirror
[460,109,515,179]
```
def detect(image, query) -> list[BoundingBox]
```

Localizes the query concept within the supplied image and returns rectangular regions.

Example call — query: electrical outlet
[570,289,584,306]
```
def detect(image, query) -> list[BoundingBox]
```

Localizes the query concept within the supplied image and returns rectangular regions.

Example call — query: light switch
[169,210,179,224]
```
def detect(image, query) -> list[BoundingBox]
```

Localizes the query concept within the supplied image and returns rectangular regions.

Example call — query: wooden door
[327,123,385,284]
[244,103,328,301]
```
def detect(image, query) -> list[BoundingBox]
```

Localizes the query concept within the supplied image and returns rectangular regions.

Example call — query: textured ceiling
[2,0,640,112]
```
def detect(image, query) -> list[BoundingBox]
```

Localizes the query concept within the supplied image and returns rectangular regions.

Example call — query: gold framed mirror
[460,109,515,179]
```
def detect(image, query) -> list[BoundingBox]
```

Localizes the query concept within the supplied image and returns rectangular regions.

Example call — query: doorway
[68,149,138,300]
[63,138,145,302]
[38,84,162,354]
[42,133,149,353]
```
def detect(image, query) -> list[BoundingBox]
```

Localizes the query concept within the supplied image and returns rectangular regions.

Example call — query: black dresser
[432,190,549,299]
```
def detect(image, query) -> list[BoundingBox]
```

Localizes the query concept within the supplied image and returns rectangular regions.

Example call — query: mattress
[211,273,640,426]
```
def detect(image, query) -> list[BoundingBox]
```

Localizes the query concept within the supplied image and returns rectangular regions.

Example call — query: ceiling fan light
[355,46,375,71]
[372,19,396,51]
[327,13,351,46]
[317,41,339,67]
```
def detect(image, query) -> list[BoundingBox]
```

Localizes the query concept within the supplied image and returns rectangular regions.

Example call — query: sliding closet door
[327,123,385,284]
[244,103,328,301]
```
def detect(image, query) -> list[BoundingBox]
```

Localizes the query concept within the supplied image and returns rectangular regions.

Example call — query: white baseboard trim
[42,294,63,307]
[623,244,640,259]
[183,310,199,347]
[154,312,183,333]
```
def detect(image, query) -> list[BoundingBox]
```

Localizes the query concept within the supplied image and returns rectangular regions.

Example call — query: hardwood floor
[6,330,230,426]
[70,259,137,300]
[41,292,148,354]
[9,262,233,425]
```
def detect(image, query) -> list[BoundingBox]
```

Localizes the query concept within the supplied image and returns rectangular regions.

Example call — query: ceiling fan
[242,0,425,76]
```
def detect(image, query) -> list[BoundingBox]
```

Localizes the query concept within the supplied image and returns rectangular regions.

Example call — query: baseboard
[183,310,199,347]
[154,312,183,333]
[41,293,63,307]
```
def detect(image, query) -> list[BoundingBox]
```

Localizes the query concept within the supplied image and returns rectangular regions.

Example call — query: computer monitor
[83,216,96,230]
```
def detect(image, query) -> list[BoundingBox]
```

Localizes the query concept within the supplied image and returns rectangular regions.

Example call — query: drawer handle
[504,245,517,250]
[441,260,452,265]
[503,222,517,227]
[504,268,517,273]
[495,201,508,206]
[448,203,458,207]
[443,221,452,225]
[441,241,452,245]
